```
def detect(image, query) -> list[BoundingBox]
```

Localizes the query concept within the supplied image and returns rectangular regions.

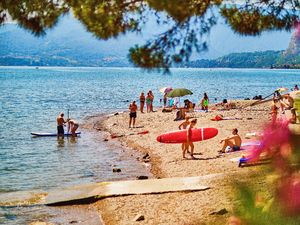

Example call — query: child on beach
[185,119,197,159]
[179,116,190,155]
[129,101,137,128]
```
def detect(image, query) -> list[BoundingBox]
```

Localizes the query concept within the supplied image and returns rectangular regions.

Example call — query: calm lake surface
[0,67,299,223]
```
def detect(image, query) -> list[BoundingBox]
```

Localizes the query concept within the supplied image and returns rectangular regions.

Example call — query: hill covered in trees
[187,50,300,69]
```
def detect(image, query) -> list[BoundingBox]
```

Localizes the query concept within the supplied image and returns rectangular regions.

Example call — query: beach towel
[221,140,261,154]
[111,130,149,139]
[210,115,242,121]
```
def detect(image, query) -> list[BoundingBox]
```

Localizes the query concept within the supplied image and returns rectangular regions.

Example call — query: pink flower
[248,121,291,162]
[277,175,300,216]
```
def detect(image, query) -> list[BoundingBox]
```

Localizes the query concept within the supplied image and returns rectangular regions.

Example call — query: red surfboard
[156,128,218,144]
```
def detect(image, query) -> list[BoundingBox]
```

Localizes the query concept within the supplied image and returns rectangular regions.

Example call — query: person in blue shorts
[219,128,242,153]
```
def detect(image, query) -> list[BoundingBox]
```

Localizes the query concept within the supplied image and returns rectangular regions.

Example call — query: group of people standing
[139,90,155,113]
[271,86,298,124]
[128,90,155,128]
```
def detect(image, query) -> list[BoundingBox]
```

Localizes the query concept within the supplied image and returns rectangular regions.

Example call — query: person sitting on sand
[67,119,79,137]
[200,92,209,111]
[294,84,299,91]
[179,116,190,155]
[219,128,242,153]
[129,101,137,128]
[57,112,67,138]
[185,119,197,159]
[215,99,236,110]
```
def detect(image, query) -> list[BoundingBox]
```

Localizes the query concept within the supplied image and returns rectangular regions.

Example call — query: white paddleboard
[31,132,81,137]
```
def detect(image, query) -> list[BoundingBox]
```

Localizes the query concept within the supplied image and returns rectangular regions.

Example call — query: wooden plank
[0,176,210,207]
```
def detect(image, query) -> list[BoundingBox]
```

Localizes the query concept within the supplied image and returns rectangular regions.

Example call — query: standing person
[129,101,137,128]
[179,116,190,156]
[146,92,151,113]
[280,94,294,113]
[219,128,242,153]
[294,84,299,91]
[67,119,79,137]
[57,112,66,138]
[139,92,145,113]
[289,108,297,124]
[149,90,154,112]
[200,92,209,111]
[163,93,168,107]
[185,119,197,159]
[271,98,279,124]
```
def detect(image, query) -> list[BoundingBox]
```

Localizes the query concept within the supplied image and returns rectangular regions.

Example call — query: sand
[90,100,275,224]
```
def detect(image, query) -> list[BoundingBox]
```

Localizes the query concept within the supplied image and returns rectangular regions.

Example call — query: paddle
[67,108,70,134]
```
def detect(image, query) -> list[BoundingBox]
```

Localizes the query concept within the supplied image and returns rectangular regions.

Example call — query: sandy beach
[91,100,273,224]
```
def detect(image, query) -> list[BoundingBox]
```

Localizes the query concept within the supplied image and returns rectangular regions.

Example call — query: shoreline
[93,100,273,224]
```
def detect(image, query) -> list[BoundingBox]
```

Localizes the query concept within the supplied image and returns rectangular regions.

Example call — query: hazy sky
[1,12,293,60]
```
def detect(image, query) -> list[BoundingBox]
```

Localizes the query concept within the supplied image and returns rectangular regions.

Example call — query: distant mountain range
[187,30,300,69]
[0,14,295,68]
[186,51,300,69]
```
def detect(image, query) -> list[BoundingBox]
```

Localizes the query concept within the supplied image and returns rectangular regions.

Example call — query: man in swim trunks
[57,112,66,138]
[219,128,242,153]
[129,101,137,128]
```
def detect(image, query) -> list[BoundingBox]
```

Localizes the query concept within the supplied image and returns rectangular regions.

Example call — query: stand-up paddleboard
[157,128,218,143]
[31,132,81,137]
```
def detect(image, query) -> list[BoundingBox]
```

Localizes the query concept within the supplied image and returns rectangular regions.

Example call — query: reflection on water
[57,138,65,148]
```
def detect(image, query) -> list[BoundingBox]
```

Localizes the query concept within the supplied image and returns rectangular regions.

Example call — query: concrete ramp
[0,176,210,207]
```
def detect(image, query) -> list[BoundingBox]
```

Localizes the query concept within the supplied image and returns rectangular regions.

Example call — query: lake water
[0,67,299,224]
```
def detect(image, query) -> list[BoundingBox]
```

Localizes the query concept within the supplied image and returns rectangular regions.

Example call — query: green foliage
[235,184,300,225]
[69,0,144,40]
[221,7,294,36]
[1,0,69,35]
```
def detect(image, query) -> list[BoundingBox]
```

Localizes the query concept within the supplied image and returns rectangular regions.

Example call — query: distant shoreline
[1,65,299,70]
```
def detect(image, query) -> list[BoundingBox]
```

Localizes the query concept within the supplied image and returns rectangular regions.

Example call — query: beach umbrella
[159,86,173,94]
[276,87,289,93]
[166,88,193,98]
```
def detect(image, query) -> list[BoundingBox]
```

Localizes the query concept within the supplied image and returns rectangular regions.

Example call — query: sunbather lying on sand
[214,100,236,110]
[219,128,242,153]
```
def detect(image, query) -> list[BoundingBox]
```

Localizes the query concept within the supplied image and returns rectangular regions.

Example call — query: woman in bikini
[201,92,209,111]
